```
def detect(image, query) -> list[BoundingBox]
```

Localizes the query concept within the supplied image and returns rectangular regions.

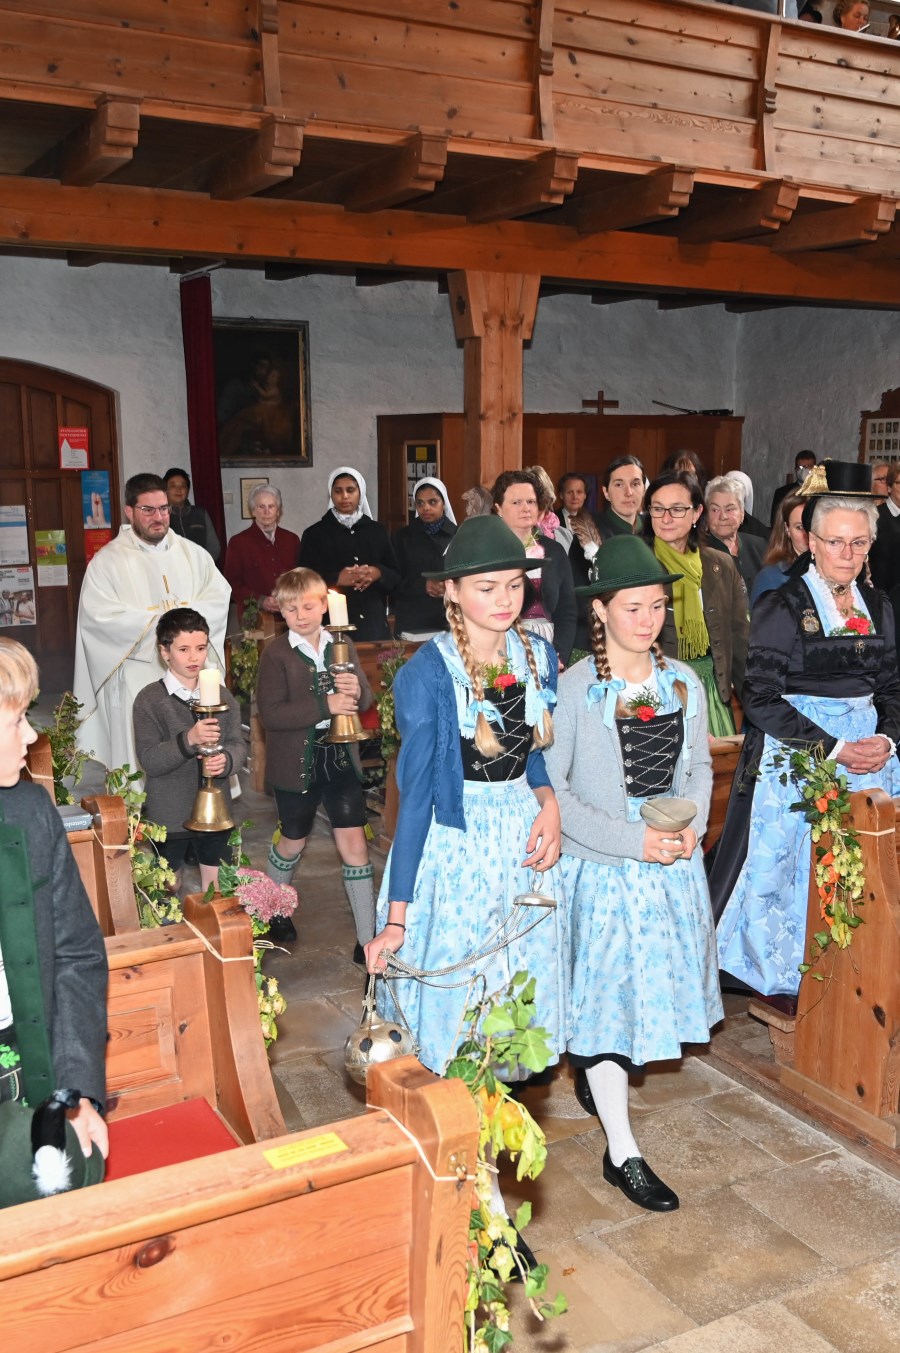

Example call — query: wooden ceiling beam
[657,296,723,310]
[4,177,900,308]
[576,166,695,237]
[769,196,897,253]
[285,131,449,212]
[208,115,303,201]
[434,149,579,225]
[59,95,141,188]
[679,179,800,245]
[591,291,648,305]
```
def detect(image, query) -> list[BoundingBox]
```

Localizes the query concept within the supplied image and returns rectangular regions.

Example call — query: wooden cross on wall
[582,389,620,414]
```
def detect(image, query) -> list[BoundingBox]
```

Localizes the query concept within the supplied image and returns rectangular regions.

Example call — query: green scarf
[653,538,709,661]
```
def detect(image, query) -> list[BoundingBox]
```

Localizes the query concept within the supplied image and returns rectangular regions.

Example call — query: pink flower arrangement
[234,869,298,926]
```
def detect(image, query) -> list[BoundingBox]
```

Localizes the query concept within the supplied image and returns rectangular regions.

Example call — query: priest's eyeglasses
[648,503,690,518]
[133,505,171,516]
[810,532,870,556]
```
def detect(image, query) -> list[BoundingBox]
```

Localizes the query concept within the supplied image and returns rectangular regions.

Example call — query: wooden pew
[776,790,900,1149]
[707,734,744,851]
[24,733,140,935]
[0,1050,478,1351]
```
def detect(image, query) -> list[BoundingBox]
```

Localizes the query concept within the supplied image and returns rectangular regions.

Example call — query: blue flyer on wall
[82,470,111,530]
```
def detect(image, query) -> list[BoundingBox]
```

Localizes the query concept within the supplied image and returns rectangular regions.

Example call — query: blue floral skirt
[376,777,567,1075]
[717,694,900,996]
[561,799,722,1066]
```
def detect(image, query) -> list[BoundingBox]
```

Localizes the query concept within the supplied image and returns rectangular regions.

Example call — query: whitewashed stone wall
[0,254,890,538]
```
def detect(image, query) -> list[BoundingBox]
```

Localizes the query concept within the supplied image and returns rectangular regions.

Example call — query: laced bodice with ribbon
[586,661,697,800]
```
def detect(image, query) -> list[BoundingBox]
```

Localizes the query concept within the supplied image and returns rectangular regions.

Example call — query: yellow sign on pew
[263,1132,349,1169]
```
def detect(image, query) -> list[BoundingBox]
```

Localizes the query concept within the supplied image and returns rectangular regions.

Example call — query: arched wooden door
[0,361,120,691]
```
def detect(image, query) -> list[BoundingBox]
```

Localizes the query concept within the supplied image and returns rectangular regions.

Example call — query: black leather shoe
[574,1067,598,1117]
[602,1148,679,1212]
[267,914,297,943]
[486,1227,538,1282]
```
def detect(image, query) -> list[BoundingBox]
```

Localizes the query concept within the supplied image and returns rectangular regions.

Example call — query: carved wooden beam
[60,95,140,187]
[435,149,579,224]
[679,180,799,244]
[287,131,448,211]
[208,114,303,200]
[258,0,282,107]
[769,196,897,253]
[657,296,723,310]
[575,166,695,237]
[757,23,781,174]
[534,0,556,141]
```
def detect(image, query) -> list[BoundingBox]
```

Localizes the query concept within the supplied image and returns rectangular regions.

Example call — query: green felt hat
[575,535,683,598]
[0,1097,105,1210]
[422,514,544,581]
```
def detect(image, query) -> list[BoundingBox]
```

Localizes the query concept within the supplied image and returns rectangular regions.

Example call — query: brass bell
[344,977,416,1085]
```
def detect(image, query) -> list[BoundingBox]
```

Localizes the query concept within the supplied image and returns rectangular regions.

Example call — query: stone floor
[53,719,900,1353]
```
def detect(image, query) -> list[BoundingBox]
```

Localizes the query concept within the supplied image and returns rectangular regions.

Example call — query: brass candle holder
[183,701,235,832]
[325,624,367,744]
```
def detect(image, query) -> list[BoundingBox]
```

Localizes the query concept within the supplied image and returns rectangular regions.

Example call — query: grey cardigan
[545,656,713,865]
[132,680,244,832]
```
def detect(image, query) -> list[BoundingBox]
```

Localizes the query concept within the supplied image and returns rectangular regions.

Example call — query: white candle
[327,589,349,628]
[198,667,220,705]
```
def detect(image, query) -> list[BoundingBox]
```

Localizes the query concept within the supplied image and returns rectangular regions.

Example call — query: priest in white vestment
[73,474,231,771]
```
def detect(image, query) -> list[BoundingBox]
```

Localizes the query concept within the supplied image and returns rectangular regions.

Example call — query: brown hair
[588,597,680,715]
[833,0,868,23]
[0,637,39,711]
[273,567,328,606]
[762,493,806,569]
[445,597,553,757]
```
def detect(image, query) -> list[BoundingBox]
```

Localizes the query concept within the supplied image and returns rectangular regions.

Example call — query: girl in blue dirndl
[546,536,723,1213]
[713,467,900,1000]
[365,516,566,1080]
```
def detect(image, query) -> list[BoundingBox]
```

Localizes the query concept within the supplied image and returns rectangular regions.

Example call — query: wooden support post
[61,95,141,187]
[209,114,303,200]
[448,271,540,489]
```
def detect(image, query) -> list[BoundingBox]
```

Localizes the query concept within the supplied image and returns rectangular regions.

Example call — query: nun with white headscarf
[729,470,769,540]
[297,466,400,640]
[391,476,458,639]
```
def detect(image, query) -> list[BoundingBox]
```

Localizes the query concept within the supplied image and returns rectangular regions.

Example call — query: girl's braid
[513,619,553,748]
[445,597,503,758]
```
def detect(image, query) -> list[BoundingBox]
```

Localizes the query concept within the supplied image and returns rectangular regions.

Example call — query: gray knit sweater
[544,656,712,865]
[132,680,244,832]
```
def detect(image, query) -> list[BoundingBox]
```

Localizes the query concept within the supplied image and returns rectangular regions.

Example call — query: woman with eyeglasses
[643,471,749,736]
[712,462,900,1010]
[703,475,765,595]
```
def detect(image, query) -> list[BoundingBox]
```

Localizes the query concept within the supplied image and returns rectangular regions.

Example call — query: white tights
[585,1060,641,1167]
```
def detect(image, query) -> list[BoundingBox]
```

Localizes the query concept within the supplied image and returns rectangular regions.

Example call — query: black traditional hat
[797,459,874,532]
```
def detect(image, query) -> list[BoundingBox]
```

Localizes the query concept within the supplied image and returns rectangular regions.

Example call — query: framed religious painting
[213,319,312,465]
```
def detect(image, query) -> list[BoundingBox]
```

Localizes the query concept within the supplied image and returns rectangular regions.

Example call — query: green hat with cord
[422,514,545,581]
[575,534,683,598]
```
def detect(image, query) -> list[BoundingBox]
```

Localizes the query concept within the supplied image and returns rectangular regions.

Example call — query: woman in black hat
[364,514,564,1074]
[546,536,721,1213]
[713,461,900,1008]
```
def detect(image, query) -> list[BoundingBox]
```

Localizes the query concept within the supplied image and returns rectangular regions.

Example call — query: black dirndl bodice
[616,709,684,798]
[460,685,533,783]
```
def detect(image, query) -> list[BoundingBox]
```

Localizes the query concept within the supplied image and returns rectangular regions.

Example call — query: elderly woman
[297,467,399,641]
[704,475,766,594]
[491,470,576,664]
[750,494,809,605]
[223,484,300,621]
[391,477,457,639]
[713,462,900,1005]
[833,0,869,29]
[644,470,749,736]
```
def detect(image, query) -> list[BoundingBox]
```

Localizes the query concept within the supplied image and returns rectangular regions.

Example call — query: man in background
[770,449,816,525]
[164,467,221,561]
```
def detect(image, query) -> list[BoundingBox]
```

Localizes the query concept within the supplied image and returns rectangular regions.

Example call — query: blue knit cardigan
[387,636,558,902]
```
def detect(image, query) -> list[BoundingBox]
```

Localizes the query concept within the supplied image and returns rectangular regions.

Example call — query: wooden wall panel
[0,0,252,40]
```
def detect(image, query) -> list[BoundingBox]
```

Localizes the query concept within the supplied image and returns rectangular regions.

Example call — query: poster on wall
[35,529,68,586]
[84,527,112,563]
[0,504,29,566]
[0,567,35,626]
[81,469,111,529]
[59,426,90,470]
[403,441,439,522]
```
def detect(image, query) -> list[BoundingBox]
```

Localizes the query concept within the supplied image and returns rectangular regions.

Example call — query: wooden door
[0,361,120,691]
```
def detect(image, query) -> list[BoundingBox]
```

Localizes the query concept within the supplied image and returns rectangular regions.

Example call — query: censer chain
[381,902,550,989]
